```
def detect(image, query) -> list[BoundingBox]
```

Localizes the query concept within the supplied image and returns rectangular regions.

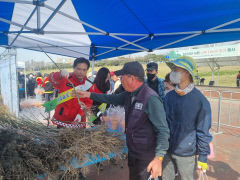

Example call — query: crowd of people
[45,57,211,180]
[18,56,212,180]
[17,71,55,101]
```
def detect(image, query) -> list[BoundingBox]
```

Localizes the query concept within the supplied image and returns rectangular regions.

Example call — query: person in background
[18,72,25,100]
[110,71,115,90]
[42,73,54,102]
[27,73,36,97]
[35,72,45,101]
[163,56,212,180]
[73,61,170,180]
[110,71,121,92]
[146,62,165,101]
[49,57,93,128]
[164,73,175,95]
[35,72,43,88]
[237,71,240,87]
[89,67,112,125]
[114,84,125,94]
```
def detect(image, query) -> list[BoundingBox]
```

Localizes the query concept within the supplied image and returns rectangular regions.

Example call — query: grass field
[38,64,240,87]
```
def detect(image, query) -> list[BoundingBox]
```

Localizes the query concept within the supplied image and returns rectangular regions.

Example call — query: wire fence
[201,90,240,134]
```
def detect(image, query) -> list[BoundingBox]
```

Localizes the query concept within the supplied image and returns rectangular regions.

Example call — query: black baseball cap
[147,62,158,71]
[114,61,144,78]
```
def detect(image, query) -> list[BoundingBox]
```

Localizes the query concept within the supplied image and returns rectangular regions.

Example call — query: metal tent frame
[1,0,240,63]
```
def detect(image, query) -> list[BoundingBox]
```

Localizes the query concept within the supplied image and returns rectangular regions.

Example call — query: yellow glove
[198,161,208,172]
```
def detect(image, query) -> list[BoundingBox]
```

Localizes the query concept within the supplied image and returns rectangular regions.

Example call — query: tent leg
[211,69,215,81]
[91,44,96,76]
[8,50,14,113]
[208,64,215,81]
[15,50,19,117]
[92,59,95,75]
[24,63,27,100]
[217,67,220,86]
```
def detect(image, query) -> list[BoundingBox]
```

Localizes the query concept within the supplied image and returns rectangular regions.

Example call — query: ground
[83,127,240,180]
[80,86,240,180]
[18,86,240,180]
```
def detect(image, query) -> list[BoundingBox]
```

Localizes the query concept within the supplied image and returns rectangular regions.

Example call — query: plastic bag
[34,86,45,101]
[102,106,125,133]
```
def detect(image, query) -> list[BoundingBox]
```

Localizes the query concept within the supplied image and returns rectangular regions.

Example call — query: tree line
[24,54,168,71]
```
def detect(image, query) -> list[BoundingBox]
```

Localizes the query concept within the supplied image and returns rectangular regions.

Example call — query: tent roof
[1,0,240,60]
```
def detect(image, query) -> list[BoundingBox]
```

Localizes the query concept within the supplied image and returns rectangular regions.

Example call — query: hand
[60,69,69,78]
[197,161,208,172]
[72,90,91,98]
[147,157,163,178]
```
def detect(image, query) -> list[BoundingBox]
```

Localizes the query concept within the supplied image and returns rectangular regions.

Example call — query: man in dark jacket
[42,74,54,102]
[145,62,165,101]
[27,73,36,97]
[163,56,212,180]
[73,61,170,180]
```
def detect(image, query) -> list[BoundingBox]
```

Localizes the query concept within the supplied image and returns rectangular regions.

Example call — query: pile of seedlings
[0,104,124,179]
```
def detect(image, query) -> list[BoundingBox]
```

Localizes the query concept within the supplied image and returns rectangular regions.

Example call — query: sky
[0,47,68,63]
[0,46,168,63]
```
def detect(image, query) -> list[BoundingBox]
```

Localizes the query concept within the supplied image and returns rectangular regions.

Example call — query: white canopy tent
[1,0,240,113]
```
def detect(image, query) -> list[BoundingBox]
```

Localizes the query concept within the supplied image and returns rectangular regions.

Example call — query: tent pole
[24,62,27,100]
[40,0,67,31]
[96,35,148,58]
[37,1,41,30]
[154,18,240,51]
[18,34,90,57]
[211,69,215,81]
[92,59,95,76]
[10,7,37,46]
[13,48,19,117]
[0,17,34,31]
[8,49,14,113]
[217,67,220,86]
[0,0,33,4]
[208,63,215,81]
[44,4,147,51]
[4,29,240,36]
[92,45,96,76]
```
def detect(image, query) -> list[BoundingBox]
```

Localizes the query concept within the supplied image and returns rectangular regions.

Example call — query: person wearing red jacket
[36,72,43,87]
[42,74,54,102]
[49,57,93,128]
[89,67,112,125]
[237,71,240,87]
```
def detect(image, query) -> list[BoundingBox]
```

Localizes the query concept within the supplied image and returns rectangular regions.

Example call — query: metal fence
[201,90,240,134]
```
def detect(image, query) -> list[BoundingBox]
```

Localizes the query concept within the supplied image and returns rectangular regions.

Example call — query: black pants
[128,154,152,180]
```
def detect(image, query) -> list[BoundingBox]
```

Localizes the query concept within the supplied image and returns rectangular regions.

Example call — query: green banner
[42,99,58,112]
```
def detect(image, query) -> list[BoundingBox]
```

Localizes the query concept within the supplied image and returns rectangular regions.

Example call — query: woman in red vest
[89,67,112,125]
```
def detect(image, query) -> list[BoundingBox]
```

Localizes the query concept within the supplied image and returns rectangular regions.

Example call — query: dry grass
[0,103,124,179]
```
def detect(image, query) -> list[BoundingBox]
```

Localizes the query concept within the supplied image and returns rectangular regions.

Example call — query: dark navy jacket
[164,87,212,162]
[125,83,158,160]
[145,77,165,102]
